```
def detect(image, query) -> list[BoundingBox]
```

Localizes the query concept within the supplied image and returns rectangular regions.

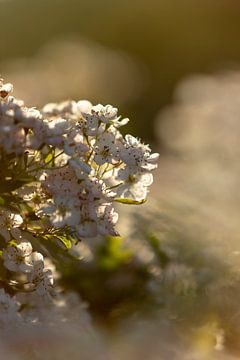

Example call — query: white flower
[10,213,23,227]
[64,131,89,156]
[81,104,121,136]
[76,100,93,114]
[91,104,118,123]
[83,113,100,136]
[33,117,71,147]
[41,102,59,115]
[26,252,54,296]
[120,134,159,171]
[42,100,75,116]
[120,135,149,167]
[15,106,42,128]
[0,94,44,153]
[97,205,119,236]
[69,159,93,175]
[26,121,45,149]
[142,152,159,171]
[3,241,33,273]
[112,117,129,128]
[0,82,13,99]
[0,123,26,154]
[47,117,69,136]
[93,131,119,165]
[43,166,80,197]
[27,252,45,283]
[33,269,54,296]
[115,167,153,200]
[41,199,81,227]
[0,210,23,242]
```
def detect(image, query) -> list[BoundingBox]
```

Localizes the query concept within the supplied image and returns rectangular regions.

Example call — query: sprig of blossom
[0,79,159,300]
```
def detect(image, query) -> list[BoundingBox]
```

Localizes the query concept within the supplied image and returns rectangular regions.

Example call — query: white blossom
[3,241,33,273]
[115,168,153,200]
[76,100,93,114]
[91,104,118,123]
[33,269,54,296]
[0,79,158,305]
[40,198,81,227]
[0,210,23,242]
[93,131,119,165]
[0,81,13,99]
[64,131,89,156]
[97,205,119,236]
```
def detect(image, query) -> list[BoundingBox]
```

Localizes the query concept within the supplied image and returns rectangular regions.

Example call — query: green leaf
[54,235,72,250]
[114,197,147,205]
[67,234,79,245]
[44,152,53,164]
[30,233,80,276]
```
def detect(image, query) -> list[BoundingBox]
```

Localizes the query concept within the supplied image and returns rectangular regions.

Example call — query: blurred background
[2,0,240,143]
[2,0,240,359]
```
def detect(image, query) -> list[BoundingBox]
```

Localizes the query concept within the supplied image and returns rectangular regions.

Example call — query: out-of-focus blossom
[3,241,33,273]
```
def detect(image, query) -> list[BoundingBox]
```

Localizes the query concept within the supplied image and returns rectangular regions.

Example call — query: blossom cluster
[0,78,158,298]
[0,209,53,296]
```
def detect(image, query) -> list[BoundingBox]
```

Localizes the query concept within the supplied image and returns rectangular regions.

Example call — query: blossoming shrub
[0,79,158,303]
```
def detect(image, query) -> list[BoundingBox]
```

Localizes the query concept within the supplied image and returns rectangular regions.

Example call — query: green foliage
[96,236,132,271]
[146,232,170,268]
[44,233,74,250]
[30,232,80,275]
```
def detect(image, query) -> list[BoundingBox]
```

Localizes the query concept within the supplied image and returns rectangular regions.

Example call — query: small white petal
[77,100,92,114]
